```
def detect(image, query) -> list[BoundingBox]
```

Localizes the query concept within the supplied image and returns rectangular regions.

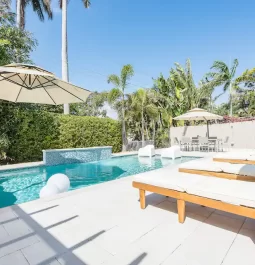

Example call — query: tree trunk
[62,0,70,114]
[121,93,127,152]
[16,0,21,28]
[145,123,149,140]
[141,108,145,144]
[152,120,156,143]
[229,83,232,117]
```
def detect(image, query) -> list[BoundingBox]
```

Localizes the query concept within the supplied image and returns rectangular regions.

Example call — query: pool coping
[0,153,138,173]
[0,152,203,173]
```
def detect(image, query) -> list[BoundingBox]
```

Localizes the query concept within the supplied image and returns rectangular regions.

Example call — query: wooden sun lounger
[178,168,255,182]
[133,181,255,223]
[213,157,255,165]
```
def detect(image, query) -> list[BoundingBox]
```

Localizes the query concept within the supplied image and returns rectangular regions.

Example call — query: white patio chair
[180,137,191,151]
[198,137,209,152]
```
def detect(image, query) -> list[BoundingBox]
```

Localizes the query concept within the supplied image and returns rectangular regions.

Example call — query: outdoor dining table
[190,137,223,152]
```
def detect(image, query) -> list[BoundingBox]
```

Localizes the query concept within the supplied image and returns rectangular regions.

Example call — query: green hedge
[7,110,122,163]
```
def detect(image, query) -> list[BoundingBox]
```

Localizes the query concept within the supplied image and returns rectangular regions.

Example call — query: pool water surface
[0,155,198,208]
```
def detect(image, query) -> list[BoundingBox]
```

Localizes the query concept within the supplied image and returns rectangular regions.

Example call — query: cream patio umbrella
[173,108,223,137]
[0,64,91,105]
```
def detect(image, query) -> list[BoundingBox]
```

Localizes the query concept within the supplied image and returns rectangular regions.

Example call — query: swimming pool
[0,155,198,208]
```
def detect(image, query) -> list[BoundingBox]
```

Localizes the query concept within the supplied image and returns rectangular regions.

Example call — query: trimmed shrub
[7,110,122,163]
[57,115,122,153]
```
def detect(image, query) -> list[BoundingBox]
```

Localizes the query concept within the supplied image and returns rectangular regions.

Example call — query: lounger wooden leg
[177,199,185,223]
[139,189,146,209]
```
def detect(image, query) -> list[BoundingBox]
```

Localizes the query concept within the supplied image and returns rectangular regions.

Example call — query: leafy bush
[155,128,170,148]
[57,115,122,153]
[6,109,121,163]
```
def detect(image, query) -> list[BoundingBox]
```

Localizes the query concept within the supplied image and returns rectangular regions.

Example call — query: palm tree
[107,64,134,151]
[205,59,239,116]
[0,0,15,25]
[131,88,159,143]
[16,0,53,29]
[60,0,90,114]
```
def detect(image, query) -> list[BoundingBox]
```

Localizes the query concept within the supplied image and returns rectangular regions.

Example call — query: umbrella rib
[44,88,57,105]
[42,76,86,102]
[36,77,57,105]
[30,74,38,88]
[0,73,30,89]
[15,87,23,102]
[15,74,28,102]
[32,76,55,89]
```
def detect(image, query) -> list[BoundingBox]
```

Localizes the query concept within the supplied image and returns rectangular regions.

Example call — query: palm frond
[82,0,91,8]
[211,60,229,75]
[107,74,120,87]
[42,0,53,20]
[120,64,134,90]
[107,88,122,105]
[31,0,44,21]
[229,59,239,79]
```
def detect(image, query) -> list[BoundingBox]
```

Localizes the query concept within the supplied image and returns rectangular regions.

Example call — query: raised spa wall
[43,146,113,166]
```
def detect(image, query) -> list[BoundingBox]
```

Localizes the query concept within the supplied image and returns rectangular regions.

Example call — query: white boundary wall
[170,121,255,149]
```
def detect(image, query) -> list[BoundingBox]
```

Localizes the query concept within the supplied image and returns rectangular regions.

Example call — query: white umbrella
[0,64,91,105]
[173,108,223,137]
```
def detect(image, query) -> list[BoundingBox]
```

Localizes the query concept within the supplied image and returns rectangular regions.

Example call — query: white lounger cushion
[180,160,223,172]
[248,155,255,161]
[133,168,205,192]
[180,160,255,177]
[134,167,255,208]
[220,163,255,177]
[214,152,251,160]
[187,177,255,208]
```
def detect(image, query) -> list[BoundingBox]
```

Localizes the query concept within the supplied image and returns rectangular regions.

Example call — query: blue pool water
[0,155,198,208]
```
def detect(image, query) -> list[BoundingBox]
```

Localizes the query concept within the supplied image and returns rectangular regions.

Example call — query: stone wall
[43,147,112,166]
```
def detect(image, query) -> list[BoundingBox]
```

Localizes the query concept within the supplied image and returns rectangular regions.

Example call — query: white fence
[170,120,255,149]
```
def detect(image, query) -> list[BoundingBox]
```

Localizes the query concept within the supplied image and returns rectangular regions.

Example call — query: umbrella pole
[207,121,209,137]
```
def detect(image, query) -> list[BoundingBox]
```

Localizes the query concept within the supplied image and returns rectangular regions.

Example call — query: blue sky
[14,0,255,108]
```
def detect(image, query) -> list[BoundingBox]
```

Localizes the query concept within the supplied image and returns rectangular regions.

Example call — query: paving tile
[163,213,244,265]
[133,212,206,264]
[0,251,29,265]
[58,241,112,265]
[221,228,255,265]
[21,241,67,265]
[242,218,255,231]
[0,233,39,258]
[0,209,17,224]
[185,202,214,218]
[0,225,8,238]
[214,209,246,221]
[102,245,158,265]
[3,218,34,237]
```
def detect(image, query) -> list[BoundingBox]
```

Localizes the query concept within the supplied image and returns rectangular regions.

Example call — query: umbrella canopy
[173,108,223,121]
[0,64,91,105]
[173,108,223,137]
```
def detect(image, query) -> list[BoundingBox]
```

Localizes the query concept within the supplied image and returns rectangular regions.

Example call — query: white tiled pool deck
[1,151,255,265]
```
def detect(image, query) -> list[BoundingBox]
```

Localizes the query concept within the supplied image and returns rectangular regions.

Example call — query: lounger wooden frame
[133,181,255,223]
[178,168,255,182]
[213,158,255,165]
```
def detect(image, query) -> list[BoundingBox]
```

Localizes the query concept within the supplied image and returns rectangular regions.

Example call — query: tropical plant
[205,59,239,116]
[128,88,159,142]
[0,24,37,65]
[59,0,91,114]
[0,0,15,25]
[107,64,134,151]
[70,92,108,117]
[16,0,53,29]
